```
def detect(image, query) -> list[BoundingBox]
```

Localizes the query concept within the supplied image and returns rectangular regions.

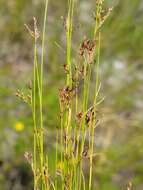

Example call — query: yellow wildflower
[56,161,64,170]
[14,122,25,132]
[56,162,64,175]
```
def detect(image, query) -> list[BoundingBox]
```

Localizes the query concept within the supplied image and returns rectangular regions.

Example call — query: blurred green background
[0,0,143,189]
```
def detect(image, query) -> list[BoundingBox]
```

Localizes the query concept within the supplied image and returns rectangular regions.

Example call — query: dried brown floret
[63,64,69,74]
[59,86,74,110]
[82,145,89,158]
[79,38,96,63]
[24,152,33,165]
[76,112,83,126]
[85,106,94,125]
[24,17,40,41]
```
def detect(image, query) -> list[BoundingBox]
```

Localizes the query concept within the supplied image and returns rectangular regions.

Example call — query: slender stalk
[33,39,38,190]
[89,2,102,189]
[55,132,58,190]
[66,0,74,87]
[39,0,48,188]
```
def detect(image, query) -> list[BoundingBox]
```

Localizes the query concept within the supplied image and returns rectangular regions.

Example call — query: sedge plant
[21,0,113,189]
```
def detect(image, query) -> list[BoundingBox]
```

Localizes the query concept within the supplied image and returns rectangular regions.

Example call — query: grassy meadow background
[0,0,143,189]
